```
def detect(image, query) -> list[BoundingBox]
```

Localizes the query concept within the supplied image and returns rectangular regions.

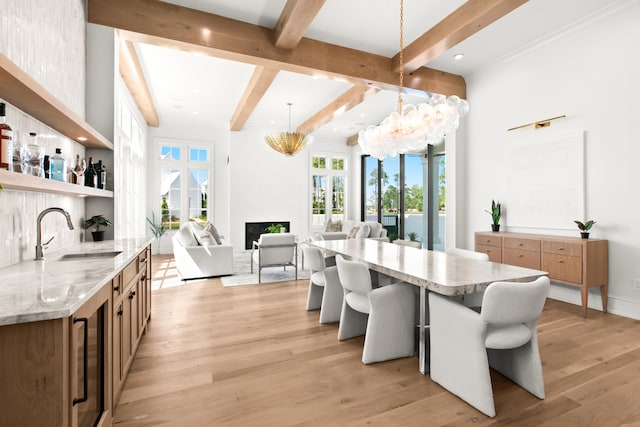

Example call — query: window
[155,141,211,229]
[310,153,348,228]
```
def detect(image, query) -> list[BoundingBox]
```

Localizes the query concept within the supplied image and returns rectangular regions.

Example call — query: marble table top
[311,239,548,296]
[0,238,152,326]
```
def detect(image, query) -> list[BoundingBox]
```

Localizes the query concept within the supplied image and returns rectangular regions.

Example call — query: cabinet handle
[72,317,88,406]
[140,258,147,263]
[117,309,123,316]
[129,291,137,299]
[558,247,564,251]
[558,260,565,264]
[113,285,120,292]
[518,243,524,247]
[518,254,524,258]
[485,239,491,243]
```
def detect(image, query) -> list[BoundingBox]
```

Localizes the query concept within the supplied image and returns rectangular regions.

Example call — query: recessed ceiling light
[193,111,198,115]
[77,137,88,141]
[453,53,465,61]
[360,113,365,117]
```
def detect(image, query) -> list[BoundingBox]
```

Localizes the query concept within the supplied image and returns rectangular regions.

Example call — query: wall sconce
[507,115,566,131]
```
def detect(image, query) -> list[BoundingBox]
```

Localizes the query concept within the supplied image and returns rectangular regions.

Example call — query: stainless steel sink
[58,251,122,261]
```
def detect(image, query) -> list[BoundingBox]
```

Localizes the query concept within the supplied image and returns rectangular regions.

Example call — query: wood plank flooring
[113,255,640,426]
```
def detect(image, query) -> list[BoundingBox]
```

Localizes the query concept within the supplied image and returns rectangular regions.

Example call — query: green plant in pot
[146,212,166,253]
[266,223,285,233]
[84,214,112,241]
[574,220,595,239]
[407,231,419,242]
[485,200,502,232]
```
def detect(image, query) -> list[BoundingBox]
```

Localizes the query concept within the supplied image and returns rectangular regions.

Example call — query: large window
[156,140,211,229]
[361,140,445,250]
[310,152,348,229]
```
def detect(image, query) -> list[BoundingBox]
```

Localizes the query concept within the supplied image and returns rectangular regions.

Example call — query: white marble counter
[0,238,153,326]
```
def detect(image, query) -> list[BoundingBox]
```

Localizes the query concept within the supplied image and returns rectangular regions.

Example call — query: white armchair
[172,223,233,280]
[251,233,298,283]
[429,276,550,417]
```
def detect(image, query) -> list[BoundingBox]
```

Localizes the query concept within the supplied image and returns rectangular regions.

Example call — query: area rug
[221,250,310,287]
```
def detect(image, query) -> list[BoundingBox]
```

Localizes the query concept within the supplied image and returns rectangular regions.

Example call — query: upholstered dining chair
[251,233,297,283]
[303,246,343,323]
[446,247,490,261]
[335,255,415,364]
[394,239,422,249]
[429,276,550,417]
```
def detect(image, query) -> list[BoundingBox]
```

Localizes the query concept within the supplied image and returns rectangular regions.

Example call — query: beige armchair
[251,233,298,283]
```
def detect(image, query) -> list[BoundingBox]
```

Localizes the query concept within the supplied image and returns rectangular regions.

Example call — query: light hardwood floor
[113,255,640,426]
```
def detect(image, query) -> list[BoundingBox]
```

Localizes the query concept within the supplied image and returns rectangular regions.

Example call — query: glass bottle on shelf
[0,102,13,169]
[25,132,44,178]
[49,148,66,182]
[8,130,23,173]
[71,154,86,185]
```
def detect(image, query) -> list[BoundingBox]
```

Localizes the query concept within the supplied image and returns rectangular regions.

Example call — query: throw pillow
[203,221,223,244]
[366,222,382,238]
[348,226,360,239]
[355,224,371,239]
[194,231,217,246]
[178,223,198,247]
[326,219,342,232]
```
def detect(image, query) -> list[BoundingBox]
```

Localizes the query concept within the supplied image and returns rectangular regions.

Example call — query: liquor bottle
[0,102,13,169]
[96,160,103,189]
[49,148,66,182]
[8,130,22,173]
[84,157,96,187]
[100,164,107,190]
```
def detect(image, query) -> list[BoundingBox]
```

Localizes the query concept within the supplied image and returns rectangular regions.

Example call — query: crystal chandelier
[265,103,311,156]
[358,0,469,160]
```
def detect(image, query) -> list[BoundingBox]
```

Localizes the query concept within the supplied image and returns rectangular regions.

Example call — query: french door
[361,140,445,250]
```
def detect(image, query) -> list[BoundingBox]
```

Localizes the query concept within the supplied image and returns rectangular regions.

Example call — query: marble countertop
[0,238,153,326]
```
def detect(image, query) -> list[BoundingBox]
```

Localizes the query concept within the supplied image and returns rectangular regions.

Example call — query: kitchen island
[0,238,153,427]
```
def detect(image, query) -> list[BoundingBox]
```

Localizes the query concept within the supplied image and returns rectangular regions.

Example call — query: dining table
[309,238,548,374]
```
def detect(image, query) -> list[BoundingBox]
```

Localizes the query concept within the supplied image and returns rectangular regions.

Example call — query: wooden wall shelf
[0,53,113,150]
[0,169,113,198]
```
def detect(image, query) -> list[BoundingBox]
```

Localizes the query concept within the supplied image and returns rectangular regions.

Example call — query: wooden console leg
[580,285,589,317]
[600,283,608,313]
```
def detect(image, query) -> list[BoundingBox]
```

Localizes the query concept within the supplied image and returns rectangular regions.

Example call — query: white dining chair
[303,246,343,323]
[429,276,550,417]
[335,255,415,364]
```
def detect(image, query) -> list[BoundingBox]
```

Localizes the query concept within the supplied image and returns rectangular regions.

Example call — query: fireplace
[245,221,291,250]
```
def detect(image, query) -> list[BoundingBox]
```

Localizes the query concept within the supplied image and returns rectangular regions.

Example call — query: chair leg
[319,266,342,324]
[338,296,368,340]
[306,281,323,311]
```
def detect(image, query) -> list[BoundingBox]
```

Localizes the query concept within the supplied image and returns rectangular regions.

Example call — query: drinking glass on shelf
[70,155,86,185]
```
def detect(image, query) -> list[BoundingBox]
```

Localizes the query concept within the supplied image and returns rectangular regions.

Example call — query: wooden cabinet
[0,243,152,427]
[476,232,608,317]
[111,245,152,406]
[0,285,111,427]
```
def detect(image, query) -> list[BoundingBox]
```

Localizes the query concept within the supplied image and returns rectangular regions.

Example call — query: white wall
[0,0,87,267]
[463,2,640,318]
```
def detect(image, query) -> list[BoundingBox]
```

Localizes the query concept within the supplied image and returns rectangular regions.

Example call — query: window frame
[310,151,348,230]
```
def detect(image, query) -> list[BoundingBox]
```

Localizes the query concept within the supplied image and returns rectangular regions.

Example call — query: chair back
[480,276,550,325]
[335,255,372,295]
[258,233,296,265]
[303,246,325,273]
[446,247,489,262]
[394,239,422,249]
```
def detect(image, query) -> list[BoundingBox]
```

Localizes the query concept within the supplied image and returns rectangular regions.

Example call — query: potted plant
[485,200,502,232]
[146,212,166,253]
[574,220,595,239]
[84,214,112,241]
[266,223,285,233]
[407,231,419,242]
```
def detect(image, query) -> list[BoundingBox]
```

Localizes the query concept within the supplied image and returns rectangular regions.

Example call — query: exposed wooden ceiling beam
[274,0,326,50]
[297,85,380,135]
[392,0,528,73]
[88,0,466,98]
[230,66,279,131]
[118,38,159,127]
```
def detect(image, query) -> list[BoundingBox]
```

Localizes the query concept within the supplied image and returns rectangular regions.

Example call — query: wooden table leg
[581,285,589,317]
[600,283,608,313]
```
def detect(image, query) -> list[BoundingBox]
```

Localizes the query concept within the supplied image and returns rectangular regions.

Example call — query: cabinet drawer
[504,237,540,252]
[122,260,138,287]
[543,240,582,257]
[503,248,541,270]
[476,234,502,247]
[476,244,502,263]
[543,254,582,283]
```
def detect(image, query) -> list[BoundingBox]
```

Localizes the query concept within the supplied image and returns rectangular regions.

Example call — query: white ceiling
[133,0,623,140]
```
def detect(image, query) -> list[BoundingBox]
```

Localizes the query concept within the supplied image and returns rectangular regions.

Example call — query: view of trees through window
[311,154,347,228]
[362,147,446,250]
